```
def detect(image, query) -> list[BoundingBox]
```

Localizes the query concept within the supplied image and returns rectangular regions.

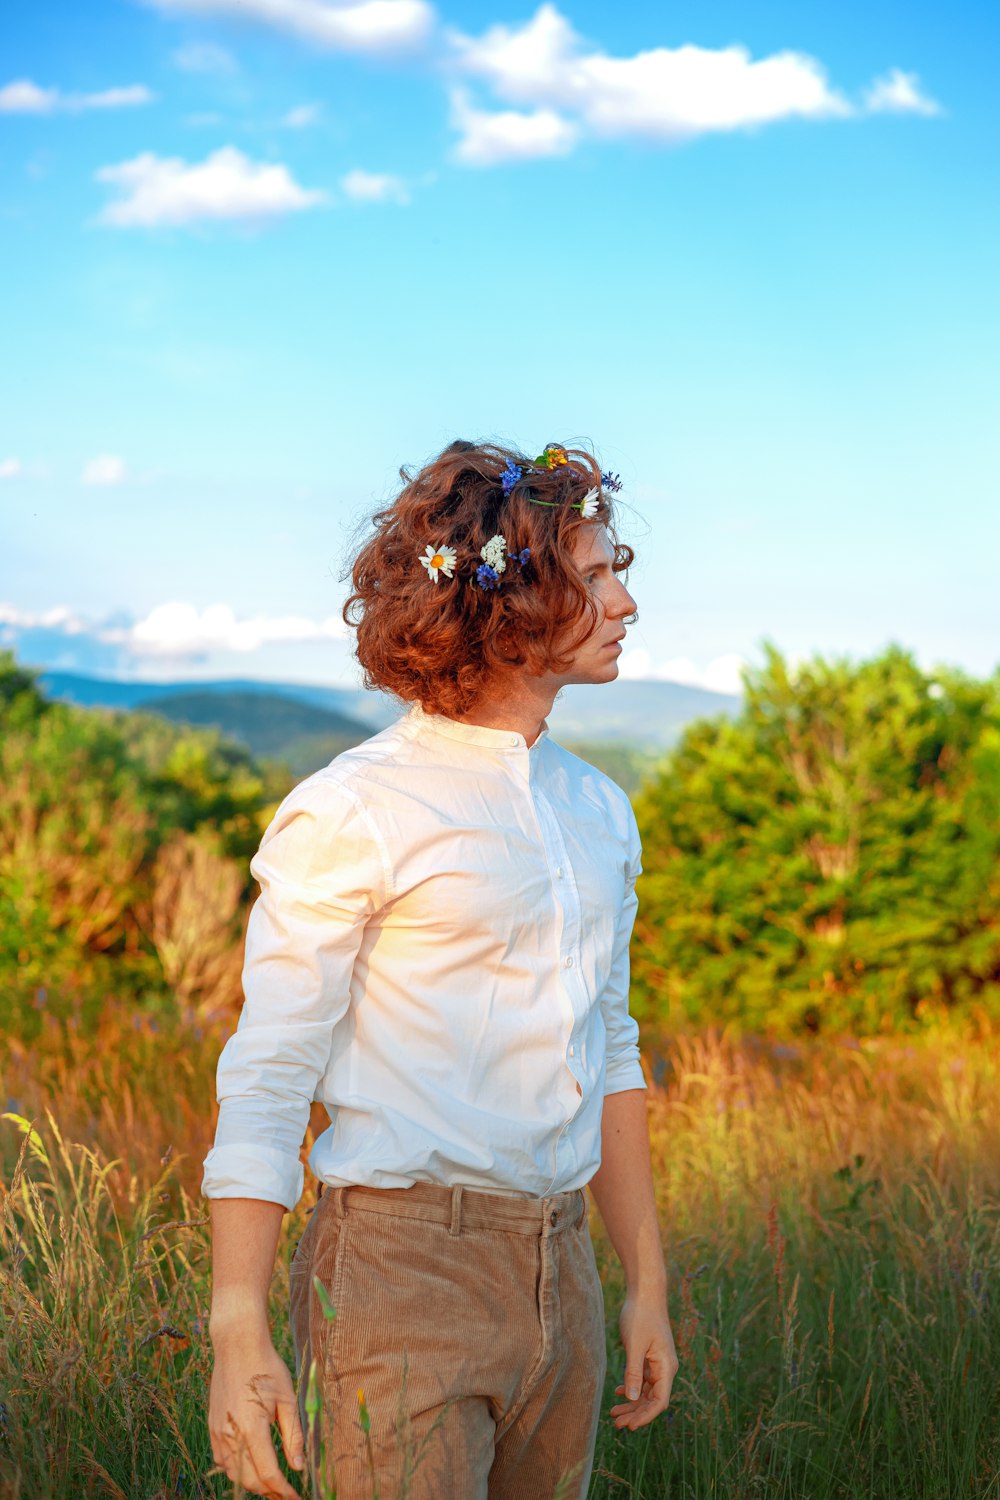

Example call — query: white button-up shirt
[201,702,646,1211]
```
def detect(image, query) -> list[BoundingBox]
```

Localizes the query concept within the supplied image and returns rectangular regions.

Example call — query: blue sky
[2,0,997,694]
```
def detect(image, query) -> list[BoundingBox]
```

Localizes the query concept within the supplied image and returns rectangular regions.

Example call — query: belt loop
[332,1186,349,1221]
[576,1190,587,1230]
[449,1185,463,1237]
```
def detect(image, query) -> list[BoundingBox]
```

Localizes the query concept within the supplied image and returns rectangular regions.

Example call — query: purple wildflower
[476,563,500,590]
[501,460,522,497]
[601,471,623,493]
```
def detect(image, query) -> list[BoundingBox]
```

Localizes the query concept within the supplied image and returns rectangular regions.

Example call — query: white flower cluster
[480,534,508,574]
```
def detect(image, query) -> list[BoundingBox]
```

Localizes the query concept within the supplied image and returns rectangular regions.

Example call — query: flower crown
[502,446,621,521]
[417,445,622,589]
[418,533,531,590]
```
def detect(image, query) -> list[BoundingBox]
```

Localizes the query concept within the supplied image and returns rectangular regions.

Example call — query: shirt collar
[407,701,550,752]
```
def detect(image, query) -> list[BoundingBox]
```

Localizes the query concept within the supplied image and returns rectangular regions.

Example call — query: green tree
[0,701,153,984]
[0,651,47,722]
[632,644,1000,1035]
[0,654,278,1026]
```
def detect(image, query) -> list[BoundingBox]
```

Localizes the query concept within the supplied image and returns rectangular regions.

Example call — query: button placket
[533,789,581,973]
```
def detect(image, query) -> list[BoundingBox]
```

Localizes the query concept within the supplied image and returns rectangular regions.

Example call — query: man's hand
[610,1293,679,1430]
[208,1331,306,1499]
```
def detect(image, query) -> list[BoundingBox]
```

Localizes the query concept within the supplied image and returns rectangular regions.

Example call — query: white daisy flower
[579,488,600,520]
[480,533,508,574]
[418,543,458,583]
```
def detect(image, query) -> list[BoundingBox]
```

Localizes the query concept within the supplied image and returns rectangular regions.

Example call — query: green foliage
[632,644,1000,1035]
[115,708,273,866]
[0,652,47,721]
[0,652,281,1030]
[0,698,154,983]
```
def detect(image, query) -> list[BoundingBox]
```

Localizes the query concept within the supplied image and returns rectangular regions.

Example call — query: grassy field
[2,1003,999,1499]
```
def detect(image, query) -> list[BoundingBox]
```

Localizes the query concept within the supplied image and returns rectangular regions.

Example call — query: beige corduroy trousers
[289,1180,608,1500]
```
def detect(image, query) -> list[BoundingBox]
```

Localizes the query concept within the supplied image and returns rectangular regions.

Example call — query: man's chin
[563,662,620,687]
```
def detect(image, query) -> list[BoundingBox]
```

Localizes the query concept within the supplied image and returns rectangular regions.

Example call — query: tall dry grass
[1,1007,998,1497]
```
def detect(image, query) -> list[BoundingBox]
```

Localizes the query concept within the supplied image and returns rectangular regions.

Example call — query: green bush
[0,653,278,1031]
[632,644,1000,1035]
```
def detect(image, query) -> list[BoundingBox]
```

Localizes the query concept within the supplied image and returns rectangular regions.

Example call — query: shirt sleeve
[201,774,390,1211]
[600,799,647,1096]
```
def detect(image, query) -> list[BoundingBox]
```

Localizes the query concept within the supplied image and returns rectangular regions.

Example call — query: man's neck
[451,671,561,748]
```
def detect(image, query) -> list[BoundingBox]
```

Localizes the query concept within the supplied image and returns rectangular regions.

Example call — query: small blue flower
[476,563,499,590]
[516,548,531,566]
[501,460,522,497]
[601,470,623,493]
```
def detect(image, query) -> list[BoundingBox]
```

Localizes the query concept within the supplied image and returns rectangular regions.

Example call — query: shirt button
[569,1045,576,1057]
[509,735,519,746]
[556,866,564,878]
[564,956,574,968]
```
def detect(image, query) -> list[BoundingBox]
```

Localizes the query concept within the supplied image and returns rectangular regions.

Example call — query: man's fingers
[216,1417,299,1499]
[612,1358,674,1429]
[240,1447,300,1500]
[276,1392,307,1472]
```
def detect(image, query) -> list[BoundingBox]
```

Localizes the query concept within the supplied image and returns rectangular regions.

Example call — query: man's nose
[610,582,637,619]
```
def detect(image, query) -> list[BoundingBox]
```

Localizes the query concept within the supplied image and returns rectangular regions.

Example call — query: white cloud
[340,167,409,202]
[172,41,238,73]
[82,85,155,109]
[448,5,941,157]
[450,7,852,143]
[0,77,154,114]
[112,601,348,657]
[0,458,22,481]
[619,648,747,696]
[0,80,59,113]
[864,68,942,117]
[0,603,88,633]
[282,101,323,127]
[0,599,350,669]
[144,0,434,53]
[82,455,128,486]
[95,146,327,228]
[449,87,577,166]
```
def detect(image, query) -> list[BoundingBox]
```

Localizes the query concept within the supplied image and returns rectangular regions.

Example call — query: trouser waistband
[317,1180,587,1237]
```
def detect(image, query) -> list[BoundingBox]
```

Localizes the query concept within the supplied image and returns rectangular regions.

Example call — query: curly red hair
[342,439,634,718]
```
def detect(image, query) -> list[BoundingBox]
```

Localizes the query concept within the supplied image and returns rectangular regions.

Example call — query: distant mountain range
[38,671,396,728]
[38,669,741,781]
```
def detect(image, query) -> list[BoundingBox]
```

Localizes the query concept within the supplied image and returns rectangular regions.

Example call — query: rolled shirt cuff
[603,1055,647,1095]
[201,1143,305,1213]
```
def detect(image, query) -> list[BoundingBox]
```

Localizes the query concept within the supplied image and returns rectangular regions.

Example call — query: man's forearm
[589,1088,666,1295]
[208,1197,286,1346]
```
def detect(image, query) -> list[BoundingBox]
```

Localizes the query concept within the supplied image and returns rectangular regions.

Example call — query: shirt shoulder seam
[277,763,398,905]
[342,787,396,904]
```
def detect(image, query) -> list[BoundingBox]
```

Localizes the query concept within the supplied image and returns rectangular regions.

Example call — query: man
[203,441,678,1500]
